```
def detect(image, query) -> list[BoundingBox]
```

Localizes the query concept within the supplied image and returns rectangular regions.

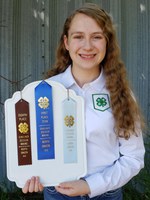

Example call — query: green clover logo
[92,94,110,111]
[96,97,107,107]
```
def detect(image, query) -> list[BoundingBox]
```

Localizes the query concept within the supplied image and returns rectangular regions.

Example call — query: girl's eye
[93,36,103,39]
[73,35,83,39]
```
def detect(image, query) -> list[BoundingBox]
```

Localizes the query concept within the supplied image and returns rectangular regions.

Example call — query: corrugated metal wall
[0,0,150,188]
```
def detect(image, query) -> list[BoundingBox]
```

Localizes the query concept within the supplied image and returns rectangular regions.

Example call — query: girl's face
[64,13,107,73]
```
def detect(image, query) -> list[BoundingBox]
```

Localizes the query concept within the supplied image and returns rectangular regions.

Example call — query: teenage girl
[22,3,145,200]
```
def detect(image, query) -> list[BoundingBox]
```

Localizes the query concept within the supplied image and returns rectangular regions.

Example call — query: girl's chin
[74,64,99,71]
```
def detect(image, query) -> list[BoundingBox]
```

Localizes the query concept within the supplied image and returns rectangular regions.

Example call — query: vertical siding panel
[48,0,59,68]
[0,0,13,184]
[31,0,44,81]
[12,0,21,91]
[110,0,122,45]
[120,0,138,80]
[44,0,51,71]
[20,0,44,82]
[19,0,34,85]
[148,0,150,126]
[136,0,149,118]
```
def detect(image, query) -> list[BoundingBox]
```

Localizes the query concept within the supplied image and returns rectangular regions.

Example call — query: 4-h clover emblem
[38,97,49,109]
[64,115,74,127]
[18,122,29,134]
[92,94,110,111]
[96,97,107,107]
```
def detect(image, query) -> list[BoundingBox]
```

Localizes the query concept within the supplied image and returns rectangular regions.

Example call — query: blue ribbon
[35,81,55,160]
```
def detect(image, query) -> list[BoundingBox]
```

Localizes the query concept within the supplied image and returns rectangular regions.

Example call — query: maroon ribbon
[15,99,32,165]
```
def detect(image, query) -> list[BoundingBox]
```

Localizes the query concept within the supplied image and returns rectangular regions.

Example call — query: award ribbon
[62,91,77,163]
[15,99,32,166]
[35,81,55,160]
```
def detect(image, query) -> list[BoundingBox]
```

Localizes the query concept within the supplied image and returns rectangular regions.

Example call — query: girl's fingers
[28,176,36,193]
[22,179,31,194]
[34,176,40,192]
[22,176,44,193]
[39,183,44,192]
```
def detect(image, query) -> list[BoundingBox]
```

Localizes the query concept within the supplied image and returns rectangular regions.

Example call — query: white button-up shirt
[48,65,145,198]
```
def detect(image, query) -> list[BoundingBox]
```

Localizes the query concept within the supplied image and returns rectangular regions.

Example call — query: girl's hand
[55,179,90,197]
[22,176,44,193]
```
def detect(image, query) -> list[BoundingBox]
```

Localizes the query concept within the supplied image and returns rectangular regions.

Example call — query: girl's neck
[71,66,101,88]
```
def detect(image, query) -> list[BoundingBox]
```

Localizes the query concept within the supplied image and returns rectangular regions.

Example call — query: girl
[23,3,145,200]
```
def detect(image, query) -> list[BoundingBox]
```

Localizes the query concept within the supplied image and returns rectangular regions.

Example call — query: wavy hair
[46,3,144,139]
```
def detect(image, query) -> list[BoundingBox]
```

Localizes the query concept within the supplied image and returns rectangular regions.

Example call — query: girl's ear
[64,35,69,50]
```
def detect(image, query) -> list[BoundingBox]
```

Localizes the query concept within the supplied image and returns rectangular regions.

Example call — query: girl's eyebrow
[92,32,104,35]
[70,32,83,36]
[70,31,104,36]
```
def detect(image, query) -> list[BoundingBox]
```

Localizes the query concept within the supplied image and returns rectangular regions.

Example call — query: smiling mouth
[79,54,96,59]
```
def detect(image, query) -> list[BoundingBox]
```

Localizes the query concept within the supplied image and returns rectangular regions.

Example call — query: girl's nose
[83,39,93,50]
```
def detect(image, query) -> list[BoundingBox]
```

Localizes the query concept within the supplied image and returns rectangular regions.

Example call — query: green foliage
[123,133,150,200]
[0,181,43,200]
[0,188,43,200]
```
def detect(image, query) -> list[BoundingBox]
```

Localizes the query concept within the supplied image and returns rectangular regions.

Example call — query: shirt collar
[62,65,76,88]
[88,68,106,92]
[62,65,106,91]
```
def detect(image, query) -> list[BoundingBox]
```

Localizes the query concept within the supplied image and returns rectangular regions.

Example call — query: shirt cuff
[85,174,105,198]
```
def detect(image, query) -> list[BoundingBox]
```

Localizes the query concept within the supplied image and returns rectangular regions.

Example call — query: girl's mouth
[79,54,96,59]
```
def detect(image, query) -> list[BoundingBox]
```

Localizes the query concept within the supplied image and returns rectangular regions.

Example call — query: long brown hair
[47,3,144,139]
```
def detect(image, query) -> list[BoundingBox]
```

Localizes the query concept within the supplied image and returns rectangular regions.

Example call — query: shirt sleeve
[85,133,145,198]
